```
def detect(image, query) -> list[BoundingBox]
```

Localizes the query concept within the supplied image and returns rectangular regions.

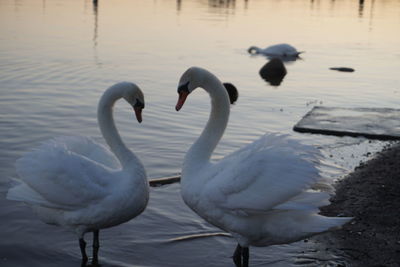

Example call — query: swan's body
[175,67,351,267]
[248,43,303,58]
[7,82,149,265]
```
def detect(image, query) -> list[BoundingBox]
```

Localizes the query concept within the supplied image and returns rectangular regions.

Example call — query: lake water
[1,0,399,266]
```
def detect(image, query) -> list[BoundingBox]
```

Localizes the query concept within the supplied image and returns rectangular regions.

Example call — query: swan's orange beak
[176,91,189,111]
[134,107,143,123]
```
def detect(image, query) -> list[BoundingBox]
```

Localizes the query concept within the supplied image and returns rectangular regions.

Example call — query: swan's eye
[177,81,190,94]
[134,99,144,109]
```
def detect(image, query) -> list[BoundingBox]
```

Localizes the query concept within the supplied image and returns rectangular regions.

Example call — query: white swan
[7,82,149,266]
[248,43,303,58]
[175,67,351,267]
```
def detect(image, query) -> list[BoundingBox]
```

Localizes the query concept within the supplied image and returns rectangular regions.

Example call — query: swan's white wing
[8,137,119,210]
[51,136,121,169]
[203,133,322,215]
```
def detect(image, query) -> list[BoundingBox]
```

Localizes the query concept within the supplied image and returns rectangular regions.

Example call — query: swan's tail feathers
[7,182,77,211]
[263,211,352,244]
[7,183,48,206]
[274,191,331,212]
[307,215,353,234]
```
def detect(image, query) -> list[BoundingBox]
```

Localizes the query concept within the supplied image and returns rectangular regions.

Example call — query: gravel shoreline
[317,143,400,266]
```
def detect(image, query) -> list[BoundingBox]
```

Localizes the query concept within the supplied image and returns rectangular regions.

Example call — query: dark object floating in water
[330,67,355,72]
[149,175,180,187]
[223,83,239,104]
[293,106,400,140]
[259,58,287,86]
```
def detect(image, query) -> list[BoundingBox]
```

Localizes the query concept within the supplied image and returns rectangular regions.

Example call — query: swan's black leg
[79,238,88,267]
[242,247,249,267]
[233,244,242,267]
[92,230,100,266]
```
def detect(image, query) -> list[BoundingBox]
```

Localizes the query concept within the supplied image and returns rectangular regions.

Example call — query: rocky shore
[318,143,400,266]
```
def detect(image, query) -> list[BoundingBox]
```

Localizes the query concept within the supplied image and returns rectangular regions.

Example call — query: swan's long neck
[97,86,139,169]
[185,74,230,169]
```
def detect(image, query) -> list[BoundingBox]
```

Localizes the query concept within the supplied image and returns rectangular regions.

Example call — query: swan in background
[7,82,149,266]
[248,43,303,58]
[175,67,351,267]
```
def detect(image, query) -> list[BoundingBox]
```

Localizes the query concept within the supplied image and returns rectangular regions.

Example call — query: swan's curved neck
[185,74,230,168]
[97,87,138,169]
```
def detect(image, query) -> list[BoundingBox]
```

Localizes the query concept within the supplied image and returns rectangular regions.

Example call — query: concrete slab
[293,106,400,140]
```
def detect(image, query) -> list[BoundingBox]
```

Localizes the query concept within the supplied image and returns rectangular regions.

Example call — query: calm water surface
[1,0,399,266]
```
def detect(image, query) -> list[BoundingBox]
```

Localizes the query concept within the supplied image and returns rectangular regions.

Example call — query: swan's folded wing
[53,136,121,169]
[12,142,116,210]
[204,134,323,215]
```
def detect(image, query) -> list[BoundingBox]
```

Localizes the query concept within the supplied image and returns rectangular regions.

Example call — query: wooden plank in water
[293,106,400,140]
[149,175,180,187]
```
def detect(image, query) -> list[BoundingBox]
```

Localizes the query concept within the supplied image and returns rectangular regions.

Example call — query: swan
[175,67,351,267]
[7,82,149,266]
[248,43,303,58]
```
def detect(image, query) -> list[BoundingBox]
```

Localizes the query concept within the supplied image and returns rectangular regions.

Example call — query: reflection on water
[0,0,400,266]
[359,0,365,17]
[208,0,236,9]
[92,0,98,48]
[259,58,287,87]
